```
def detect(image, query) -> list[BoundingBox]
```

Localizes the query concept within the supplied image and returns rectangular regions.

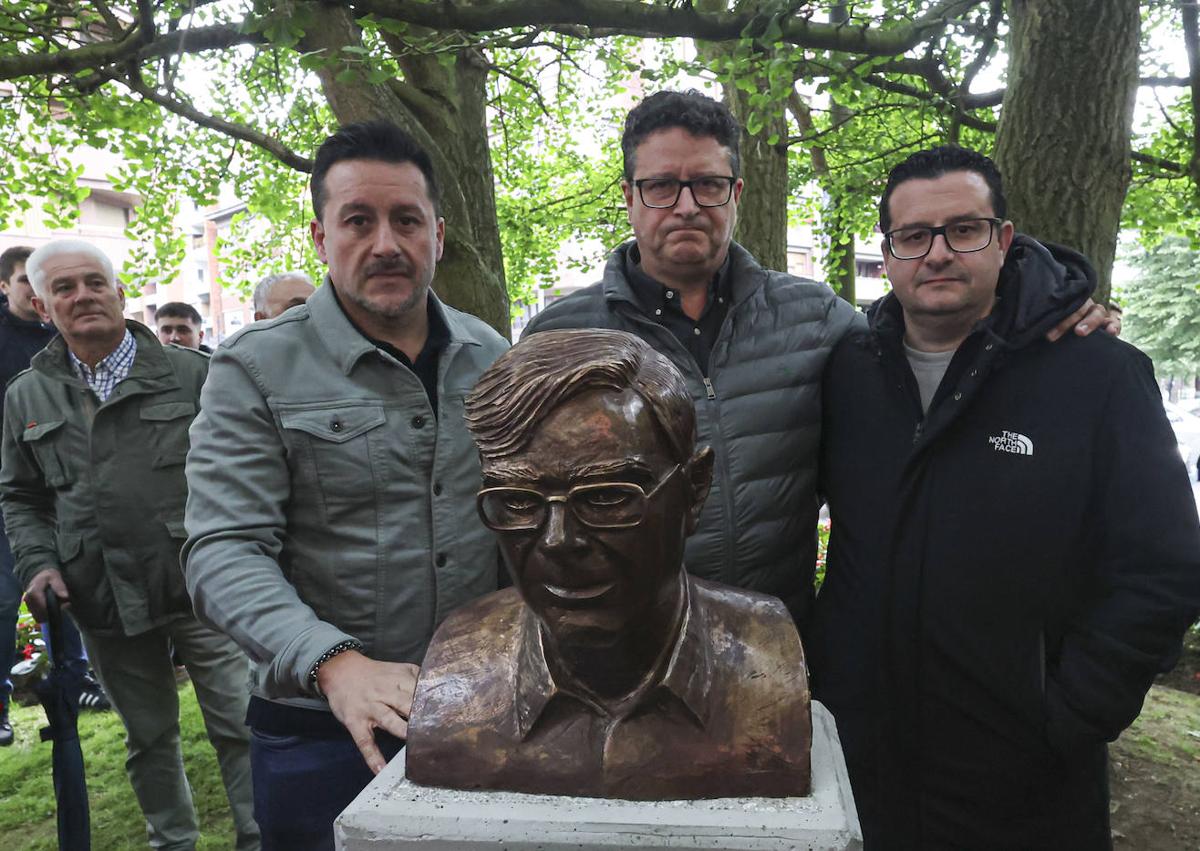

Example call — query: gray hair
[26,239,117,299]
[253,271,314,314]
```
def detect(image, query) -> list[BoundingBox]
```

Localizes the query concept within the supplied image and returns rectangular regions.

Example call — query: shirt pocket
[139,401,196,468]
[278,402,387,521]
[20,420,73,487]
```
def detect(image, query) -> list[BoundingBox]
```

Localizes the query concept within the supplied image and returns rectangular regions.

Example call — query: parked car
[1164,400,1200,482]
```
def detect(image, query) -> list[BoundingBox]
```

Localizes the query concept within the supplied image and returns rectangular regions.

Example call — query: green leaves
[1116,236,1200,378]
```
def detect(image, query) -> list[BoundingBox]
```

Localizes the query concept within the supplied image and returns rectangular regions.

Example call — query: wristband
[308,639,364,695]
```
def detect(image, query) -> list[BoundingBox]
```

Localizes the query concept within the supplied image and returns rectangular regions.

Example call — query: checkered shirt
[70,328,137,402]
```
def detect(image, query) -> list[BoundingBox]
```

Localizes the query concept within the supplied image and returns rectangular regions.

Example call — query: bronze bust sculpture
[404,329,811,800]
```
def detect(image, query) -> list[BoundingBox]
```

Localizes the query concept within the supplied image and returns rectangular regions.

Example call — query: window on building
[79,197,130,229]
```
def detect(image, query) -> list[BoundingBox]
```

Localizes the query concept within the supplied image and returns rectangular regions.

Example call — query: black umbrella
[35,587,91,851]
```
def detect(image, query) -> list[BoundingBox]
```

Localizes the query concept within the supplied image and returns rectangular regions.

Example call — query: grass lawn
[1111,684,1200,849]
[0,681,237,850]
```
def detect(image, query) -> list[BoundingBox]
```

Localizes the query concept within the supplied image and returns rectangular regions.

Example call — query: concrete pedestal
[336,700,861,850]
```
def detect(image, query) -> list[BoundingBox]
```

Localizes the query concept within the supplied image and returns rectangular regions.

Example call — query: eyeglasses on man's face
[477,464,682,532]
[633,177,737,209]
[884,217,1002,260]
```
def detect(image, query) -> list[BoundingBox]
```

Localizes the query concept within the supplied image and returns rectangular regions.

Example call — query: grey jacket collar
[309,278,482,376]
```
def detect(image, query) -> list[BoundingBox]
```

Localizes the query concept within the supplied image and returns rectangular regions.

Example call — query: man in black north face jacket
[812,147,1200,849]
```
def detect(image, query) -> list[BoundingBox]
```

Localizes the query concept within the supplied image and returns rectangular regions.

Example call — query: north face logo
[988,430,1034,456]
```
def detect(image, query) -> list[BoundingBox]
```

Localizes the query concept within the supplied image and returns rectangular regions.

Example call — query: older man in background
[253,270,315,320]
[0,239,258,850]
[0,245,109,747]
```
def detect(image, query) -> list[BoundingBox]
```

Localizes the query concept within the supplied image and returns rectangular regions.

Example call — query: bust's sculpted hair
[465,329,695,464]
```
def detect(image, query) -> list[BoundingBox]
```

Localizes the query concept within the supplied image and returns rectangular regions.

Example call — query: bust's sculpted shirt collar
[512,573,714,740]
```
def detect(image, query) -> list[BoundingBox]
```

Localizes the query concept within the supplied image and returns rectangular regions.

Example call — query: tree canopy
[1,1,1197,333]
[1117,235,1200,380]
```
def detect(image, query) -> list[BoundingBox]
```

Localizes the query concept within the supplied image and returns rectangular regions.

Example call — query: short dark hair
[311,120,441,221]
[622,90,741,182]
[879,146,1008,232]
[0,246,34,284]
[156,302,203,326]
[466,329,696,466]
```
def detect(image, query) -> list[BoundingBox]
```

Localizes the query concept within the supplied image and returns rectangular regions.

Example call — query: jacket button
[435,553,447,567]
[985,343,994,351]
[330,420,343,432]
[433,482,443,496]
[411,415,425,429]
[953,391,962,401]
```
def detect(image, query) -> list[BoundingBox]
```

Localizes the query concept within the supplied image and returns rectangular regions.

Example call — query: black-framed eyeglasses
[477,464,682,532]
[883,217,1002,260]
[634,177,737,209]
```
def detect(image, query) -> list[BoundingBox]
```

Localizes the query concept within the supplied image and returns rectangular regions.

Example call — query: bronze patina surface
[404,329,811,800]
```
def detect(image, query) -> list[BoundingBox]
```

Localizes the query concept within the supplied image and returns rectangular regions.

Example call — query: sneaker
[0,702,12,746]
[78,674,111,712]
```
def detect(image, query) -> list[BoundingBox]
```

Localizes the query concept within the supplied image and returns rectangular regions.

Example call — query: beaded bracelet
[308,638,364,695]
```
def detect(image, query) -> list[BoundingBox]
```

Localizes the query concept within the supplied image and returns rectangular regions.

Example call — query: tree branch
[1130,150,1188,174]
[121,71,313,172]
[956,0,1001,104]
[1141,75,1191,87]
[349,0,985,55]
[0,22,263,81]
[860,74,997,131]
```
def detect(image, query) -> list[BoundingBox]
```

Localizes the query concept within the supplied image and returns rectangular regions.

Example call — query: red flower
[22,643,35,660]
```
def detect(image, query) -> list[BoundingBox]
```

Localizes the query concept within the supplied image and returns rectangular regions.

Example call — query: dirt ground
[1109,629,1200,850]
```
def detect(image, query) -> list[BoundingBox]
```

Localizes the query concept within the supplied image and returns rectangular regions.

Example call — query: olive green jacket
[182,285,508,708]
[0,321,210,637]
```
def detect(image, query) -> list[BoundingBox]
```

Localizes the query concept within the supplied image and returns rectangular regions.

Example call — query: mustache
[364,258,415,276]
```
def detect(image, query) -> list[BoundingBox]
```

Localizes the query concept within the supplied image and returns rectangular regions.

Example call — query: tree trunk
[301,5,510,336]
[695,0,788,272]
[725,90,789,272]
[994,0,1138,303]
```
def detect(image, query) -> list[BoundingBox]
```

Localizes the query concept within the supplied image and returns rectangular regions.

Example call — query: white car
[1164,400,1200,482]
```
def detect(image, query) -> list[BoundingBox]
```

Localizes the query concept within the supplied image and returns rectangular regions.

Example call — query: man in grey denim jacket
[183,121,507,850]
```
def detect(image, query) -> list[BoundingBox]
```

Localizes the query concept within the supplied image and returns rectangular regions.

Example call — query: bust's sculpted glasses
[405,329,812,800]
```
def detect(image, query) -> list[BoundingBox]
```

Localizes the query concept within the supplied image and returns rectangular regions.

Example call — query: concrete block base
[336,701,861,850]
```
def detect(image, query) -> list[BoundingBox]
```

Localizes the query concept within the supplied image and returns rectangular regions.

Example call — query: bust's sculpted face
[482,387,697,648]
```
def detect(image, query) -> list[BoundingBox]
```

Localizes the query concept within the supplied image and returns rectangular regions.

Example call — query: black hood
[866,234,1096,350]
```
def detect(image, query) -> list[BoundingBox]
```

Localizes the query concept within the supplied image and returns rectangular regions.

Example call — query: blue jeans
[250,728,402,851]
[0,531,19,707]
[41,615,89,684]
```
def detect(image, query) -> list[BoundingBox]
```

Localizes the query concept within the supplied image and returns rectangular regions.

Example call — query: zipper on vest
[702,376,716,400]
